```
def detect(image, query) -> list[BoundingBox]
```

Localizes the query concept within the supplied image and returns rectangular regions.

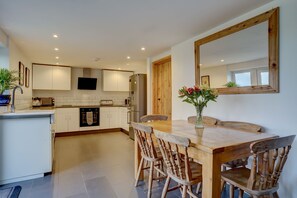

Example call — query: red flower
[194,85,200,92]
[187,87,194,95]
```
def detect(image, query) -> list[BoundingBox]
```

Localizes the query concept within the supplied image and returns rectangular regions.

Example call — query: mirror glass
[200,22,268,88]
[195,8,279,94]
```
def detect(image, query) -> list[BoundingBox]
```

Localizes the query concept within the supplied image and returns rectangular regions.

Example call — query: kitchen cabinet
[103,70,133,91]
[0,111,54,184]
[100,107,129,130]
[33,65,71,90]
[119,107,129,131]
[55,108,79,133]
[99,107,120,129]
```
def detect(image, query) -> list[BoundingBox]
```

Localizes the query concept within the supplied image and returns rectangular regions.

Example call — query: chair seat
[168,161,202,186]
[223,157,248,168]
[221,167,278,196]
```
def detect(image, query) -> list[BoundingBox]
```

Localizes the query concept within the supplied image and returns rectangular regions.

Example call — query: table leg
[202,152,222,198]
[134,138,143,180]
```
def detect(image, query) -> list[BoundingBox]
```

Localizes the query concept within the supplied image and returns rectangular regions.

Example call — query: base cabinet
[100,107,128,130]
[55,108,79,133]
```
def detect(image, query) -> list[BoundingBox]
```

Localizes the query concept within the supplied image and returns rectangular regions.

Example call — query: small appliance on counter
[32,97,55,107]
[100,100,113,106]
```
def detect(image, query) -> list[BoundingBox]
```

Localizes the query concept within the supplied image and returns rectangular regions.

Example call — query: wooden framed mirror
[195,8,279,94]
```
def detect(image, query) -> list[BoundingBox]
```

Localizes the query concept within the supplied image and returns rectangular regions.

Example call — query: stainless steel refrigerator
[128,74,147,140]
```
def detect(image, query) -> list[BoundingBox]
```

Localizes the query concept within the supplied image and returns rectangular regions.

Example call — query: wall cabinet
[33,65,71,90]
[103,70,133,91]
[55,108,79,133]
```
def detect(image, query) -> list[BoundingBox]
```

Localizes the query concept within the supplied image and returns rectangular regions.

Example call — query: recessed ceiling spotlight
[220,59,224,62]
[55,56,59,59]
[54,48,59,51]
[127,56,131,59]
[56,62,59,65]
[199,63,202,66]
[118,68,121,70]
[53,34,58,38]
[141,47,145,51]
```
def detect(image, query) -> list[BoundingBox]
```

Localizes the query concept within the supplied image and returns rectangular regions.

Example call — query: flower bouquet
[178,85,218,128]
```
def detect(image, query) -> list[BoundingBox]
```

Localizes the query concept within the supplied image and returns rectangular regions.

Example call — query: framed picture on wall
[18,61,24,86]
[25,67,30,88]
[201,75,210,87]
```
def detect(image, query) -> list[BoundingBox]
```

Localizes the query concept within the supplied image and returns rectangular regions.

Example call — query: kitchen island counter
[0,110,54,185]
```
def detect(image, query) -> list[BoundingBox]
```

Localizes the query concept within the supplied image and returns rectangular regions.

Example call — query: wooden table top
[142,120,277,154]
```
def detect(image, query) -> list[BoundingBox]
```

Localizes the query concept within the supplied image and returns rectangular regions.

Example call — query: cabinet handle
[127,111,131,124]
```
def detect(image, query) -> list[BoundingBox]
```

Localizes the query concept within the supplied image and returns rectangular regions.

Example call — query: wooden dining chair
[140,114,169,122]
[217,121,264,191]
[131,122,166,198]
[221,135,295,198]
[217,121,262,132]
[187,115,219,126]
[154,129,202,198]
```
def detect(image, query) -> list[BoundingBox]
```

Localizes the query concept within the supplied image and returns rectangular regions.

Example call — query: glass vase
[195,105,204,128]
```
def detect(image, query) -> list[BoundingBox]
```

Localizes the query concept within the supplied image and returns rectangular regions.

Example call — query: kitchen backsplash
[33,68,129,106]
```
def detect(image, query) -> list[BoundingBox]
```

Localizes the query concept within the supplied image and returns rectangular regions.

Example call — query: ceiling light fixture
[55,56,59,59]
[141,47,145,51]
[127,56,131,59]
[199,63,202,66]
[118,68,121,70]
[56,62,59,65]
[54,48,59,51]
[220,59,224,62]
[53,34,58,38]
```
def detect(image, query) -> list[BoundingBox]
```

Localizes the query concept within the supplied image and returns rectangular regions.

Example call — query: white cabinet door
[55,109,68,132]
[103,70,118,91]
[117,72,133,91]
[33,65,53,90]
[55,108,79,132]
[68,108,79,132]
[109,107,120,128]
[33,65,71,90]
[52,67,71,90]
[103,70,133,91]
[100,107,111,129]
[119,107,129,131]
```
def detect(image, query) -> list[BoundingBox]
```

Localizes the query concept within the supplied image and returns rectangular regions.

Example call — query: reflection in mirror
[195,8,279,94]
[200,22,268,88]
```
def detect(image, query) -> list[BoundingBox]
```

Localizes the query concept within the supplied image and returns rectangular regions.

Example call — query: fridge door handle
[127,111,131,124]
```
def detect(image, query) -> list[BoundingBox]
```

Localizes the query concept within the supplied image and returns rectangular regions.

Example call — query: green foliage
[178,85,218,108]
[0,68,19,95]
[224,81,238,87]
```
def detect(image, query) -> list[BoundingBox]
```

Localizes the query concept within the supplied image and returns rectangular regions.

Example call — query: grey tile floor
[0,132,241,198]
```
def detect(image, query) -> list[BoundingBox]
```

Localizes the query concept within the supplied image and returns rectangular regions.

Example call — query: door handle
[127,111,131,124]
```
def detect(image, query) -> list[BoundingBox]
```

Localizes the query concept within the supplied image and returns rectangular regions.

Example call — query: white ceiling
[0,0,272,71]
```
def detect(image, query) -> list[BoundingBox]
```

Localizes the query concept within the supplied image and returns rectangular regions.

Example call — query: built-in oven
[80,107,100,127]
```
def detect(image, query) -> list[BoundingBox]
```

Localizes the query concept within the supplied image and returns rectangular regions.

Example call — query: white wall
[0,47,9,68]
[33,68,129,106]
[9,39,32,110]
[149,0,297,197]
[201,65,227,88]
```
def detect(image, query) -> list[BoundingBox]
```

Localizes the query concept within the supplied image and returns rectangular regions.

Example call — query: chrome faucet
[11,86,23,113]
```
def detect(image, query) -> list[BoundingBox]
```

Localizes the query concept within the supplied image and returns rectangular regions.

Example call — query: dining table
[134,120,278,198]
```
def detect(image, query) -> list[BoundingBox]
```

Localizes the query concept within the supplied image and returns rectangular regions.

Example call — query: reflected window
[233,71,252,86]
[231,67,268,87]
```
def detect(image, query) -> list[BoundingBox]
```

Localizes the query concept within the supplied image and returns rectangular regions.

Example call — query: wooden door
[152,56,172,119]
